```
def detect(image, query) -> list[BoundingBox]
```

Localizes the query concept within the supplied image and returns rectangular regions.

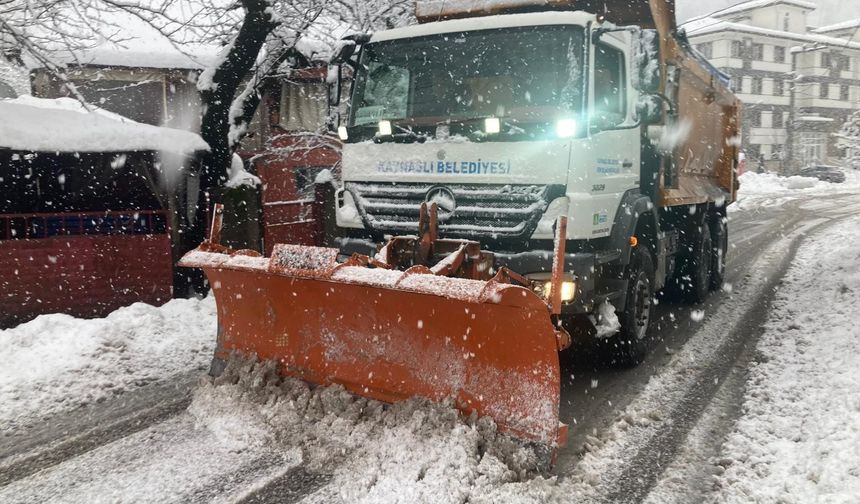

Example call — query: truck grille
[345,182,557,240]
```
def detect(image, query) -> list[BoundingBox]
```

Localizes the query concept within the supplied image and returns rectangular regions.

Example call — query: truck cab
[328,3,739,363]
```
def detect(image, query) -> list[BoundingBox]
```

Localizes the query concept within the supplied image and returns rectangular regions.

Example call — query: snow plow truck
[180,0,740,451]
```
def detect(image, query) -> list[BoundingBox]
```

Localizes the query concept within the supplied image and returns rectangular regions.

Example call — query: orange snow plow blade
[180,204,569,447]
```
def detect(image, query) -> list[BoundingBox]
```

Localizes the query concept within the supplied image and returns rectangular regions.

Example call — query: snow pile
[710,215,860,502]
[0,296,216,431]
[189,356,565,504]
[0,95,209,154]
[593,301,621,339]
[225,153,261,188]
[733,170,860,212]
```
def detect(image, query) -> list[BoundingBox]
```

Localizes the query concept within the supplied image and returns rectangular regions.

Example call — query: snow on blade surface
[0,296,215,432]
[0,96,209,154]
[711,215,860,503]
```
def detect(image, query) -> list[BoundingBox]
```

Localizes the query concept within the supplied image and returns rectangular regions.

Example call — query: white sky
[677,0,860,27]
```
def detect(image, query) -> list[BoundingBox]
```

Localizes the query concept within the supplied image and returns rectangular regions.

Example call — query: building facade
[684,0,860,173]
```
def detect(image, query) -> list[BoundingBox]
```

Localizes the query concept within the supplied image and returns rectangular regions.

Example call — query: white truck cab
[335,12,639,243]
[327,4,739,364]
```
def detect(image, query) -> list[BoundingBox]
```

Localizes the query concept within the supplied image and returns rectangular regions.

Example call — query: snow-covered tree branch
[836,110,860,170]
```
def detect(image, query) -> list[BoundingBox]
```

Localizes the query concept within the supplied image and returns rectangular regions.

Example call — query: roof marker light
[484,117,501,134]
[377,120,392,136]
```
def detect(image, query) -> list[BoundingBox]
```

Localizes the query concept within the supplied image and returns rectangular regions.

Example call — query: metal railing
[0,210,168,241]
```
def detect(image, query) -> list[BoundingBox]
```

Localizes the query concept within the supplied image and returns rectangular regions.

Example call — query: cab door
[569,31,641,239]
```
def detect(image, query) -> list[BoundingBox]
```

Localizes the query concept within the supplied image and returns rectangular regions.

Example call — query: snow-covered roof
[683,16,860,50]
[812,19,860,34]
[370,11,596,43]
[708,0,816,20]
[0,95,208,154]
[58,47,217,70]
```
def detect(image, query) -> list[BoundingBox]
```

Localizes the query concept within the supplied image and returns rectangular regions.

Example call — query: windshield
[349,25,584,134]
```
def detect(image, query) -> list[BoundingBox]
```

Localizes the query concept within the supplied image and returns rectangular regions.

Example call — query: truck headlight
[555,118,577,138]
[544,281,576,302]
[529,275,577,303]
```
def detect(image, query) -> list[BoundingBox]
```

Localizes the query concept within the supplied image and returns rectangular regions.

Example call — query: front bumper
[494,250,599,315]
[334,235,607,316]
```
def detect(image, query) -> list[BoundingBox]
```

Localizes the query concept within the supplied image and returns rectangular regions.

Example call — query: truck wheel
[710,216,728,291]
[681,221,713,303]
[608,245,655,366]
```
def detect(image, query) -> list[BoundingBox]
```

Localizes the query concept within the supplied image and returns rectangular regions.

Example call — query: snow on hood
[0,95,209,154]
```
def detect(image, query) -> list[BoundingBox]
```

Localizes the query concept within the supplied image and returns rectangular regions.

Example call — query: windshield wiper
[373,127,428,144]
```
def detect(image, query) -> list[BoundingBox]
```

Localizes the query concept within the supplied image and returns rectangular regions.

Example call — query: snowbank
[189,356,563,504]
[733,170,860,212]
[0,296,216,431]
[711,215,860,502]
[0,95,209,154]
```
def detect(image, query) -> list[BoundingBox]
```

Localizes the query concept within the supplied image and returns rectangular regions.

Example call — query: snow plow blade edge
[179,243,566,447]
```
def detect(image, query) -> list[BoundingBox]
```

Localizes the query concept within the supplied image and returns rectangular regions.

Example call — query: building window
[748,144,761,158]
[751,109,763,127]
[696,42,713,59]
[821,52,831,69]
[820,83,830,99]
[731,41,743,58]
[800,132,826,165]
[783,13,790,31]
[294,167,327,197]
[752,43,764,61]
[840,85,850,101]
[773,79,784,96]
[279,81,328,131]
[752,77,763,94]
[774,46,786,63]
[773,110,784,128]
[836,55,851,72]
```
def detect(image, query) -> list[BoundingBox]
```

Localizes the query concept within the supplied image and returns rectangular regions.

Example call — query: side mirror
[328,64,342,107]
[633,29,661,94]
[635,95,663,125]
[330,40,356,65]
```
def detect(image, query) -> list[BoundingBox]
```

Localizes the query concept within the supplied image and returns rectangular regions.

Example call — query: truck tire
[607,245,655,366]
[681,221,713,303]
[710,216,728,291]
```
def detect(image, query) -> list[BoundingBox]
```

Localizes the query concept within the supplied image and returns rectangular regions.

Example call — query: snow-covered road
[709,214,860,503]
[2,176,860,503]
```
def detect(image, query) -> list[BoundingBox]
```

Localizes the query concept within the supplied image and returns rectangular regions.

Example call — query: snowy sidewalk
[0,296,215,432]
[731,171,860,213]
[711,215,860,503]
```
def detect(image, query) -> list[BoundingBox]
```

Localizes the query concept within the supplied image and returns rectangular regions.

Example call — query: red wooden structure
[240,65,342,255]
[0,210,173,327]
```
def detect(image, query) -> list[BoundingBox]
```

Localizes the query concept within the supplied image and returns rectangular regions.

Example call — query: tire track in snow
[0,372,199,486]
[569,211,852,504]
[0,413,303,504]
